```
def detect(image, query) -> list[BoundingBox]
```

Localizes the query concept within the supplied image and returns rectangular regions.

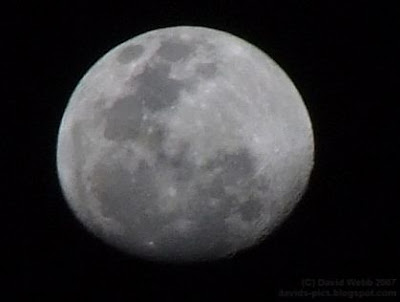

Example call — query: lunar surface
[57,26,314,262]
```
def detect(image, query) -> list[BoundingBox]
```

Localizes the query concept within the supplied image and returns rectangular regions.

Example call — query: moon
[57,26,314,262]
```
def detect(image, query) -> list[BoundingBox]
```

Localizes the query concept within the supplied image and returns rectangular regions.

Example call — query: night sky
[7,1,399,300]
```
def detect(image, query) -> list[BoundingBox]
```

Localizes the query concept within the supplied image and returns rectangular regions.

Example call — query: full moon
[57,26,314,262]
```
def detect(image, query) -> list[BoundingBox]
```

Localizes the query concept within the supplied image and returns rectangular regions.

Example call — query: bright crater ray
[57,26,314,262]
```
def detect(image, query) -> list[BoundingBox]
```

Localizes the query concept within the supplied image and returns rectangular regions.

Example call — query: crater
[156,175,238,260]
[238,197,263,222]
[205,148,256,187]
[155,209,234,261]
[195,176,227,202]
[117,44,144,64]
[157,39,194,62]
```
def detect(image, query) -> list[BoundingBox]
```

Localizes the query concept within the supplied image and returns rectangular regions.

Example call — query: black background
[6,1,399,300]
